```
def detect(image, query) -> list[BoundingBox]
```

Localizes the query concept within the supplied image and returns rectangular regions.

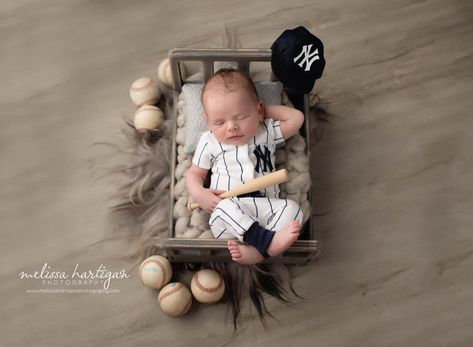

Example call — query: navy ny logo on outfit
[253,145,273,174]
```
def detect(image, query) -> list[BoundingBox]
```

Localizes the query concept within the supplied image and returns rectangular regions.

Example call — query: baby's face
[203,88,263,145]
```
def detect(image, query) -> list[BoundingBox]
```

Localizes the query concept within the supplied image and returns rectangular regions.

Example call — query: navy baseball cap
[271,26,326,94]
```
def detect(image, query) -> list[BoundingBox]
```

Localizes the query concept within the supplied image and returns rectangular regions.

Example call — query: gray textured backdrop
[1,0,472,346]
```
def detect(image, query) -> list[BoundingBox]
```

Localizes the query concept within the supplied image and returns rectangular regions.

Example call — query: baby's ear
[257,101,265,121]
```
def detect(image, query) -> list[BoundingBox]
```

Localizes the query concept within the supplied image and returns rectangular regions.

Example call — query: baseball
[158,282,193,317]
[129,77,161,106]
[139,255,172,290]
[157,57,187,89]
[190,269,225,304]
[133,105,164,130]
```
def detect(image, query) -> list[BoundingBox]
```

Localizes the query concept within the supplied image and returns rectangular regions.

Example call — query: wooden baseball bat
[187,169,289,211]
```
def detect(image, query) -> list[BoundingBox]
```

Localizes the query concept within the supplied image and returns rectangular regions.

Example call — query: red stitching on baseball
[158,283,182,303]
[136,97,159,106]
[178,295,192,316]
[194,272,223,294]
[130,78,153,91]
[157,261,167,288]
[142,257,168,288]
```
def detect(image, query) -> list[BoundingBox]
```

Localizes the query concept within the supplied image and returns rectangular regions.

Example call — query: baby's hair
[201,68,258,109]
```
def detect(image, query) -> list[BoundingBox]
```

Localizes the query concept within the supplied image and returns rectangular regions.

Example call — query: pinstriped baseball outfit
[192,118,303,241]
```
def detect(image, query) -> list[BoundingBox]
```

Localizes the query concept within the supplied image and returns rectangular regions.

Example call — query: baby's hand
[195,188,225,214]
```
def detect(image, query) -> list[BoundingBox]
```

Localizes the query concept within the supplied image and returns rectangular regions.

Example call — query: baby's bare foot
[227,240,264,265]
[266,220,301,257]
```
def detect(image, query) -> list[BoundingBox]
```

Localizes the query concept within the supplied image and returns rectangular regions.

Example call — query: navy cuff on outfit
[243,222,275,258]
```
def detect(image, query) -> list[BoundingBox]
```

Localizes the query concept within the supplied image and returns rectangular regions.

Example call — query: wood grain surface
[1,0,472,346]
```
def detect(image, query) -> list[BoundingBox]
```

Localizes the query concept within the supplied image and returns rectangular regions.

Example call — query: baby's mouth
[228,135,243,140]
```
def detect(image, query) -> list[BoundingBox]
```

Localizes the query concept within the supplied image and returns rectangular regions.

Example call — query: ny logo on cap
[293,44,320,71]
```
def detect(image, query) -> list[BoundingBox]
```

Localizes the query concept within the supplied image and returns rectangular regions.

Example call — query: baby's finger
[210,189,226,196]
[207,203,216,214]
[213,199,222,211]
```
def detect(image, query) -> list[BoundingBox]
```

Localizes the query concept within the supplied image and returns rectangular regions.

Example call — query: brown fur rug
[101,91,309,330]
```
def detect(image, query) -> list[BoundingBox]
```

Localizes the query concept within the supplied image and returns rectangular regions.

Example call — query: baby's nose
[227,121,238,131]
